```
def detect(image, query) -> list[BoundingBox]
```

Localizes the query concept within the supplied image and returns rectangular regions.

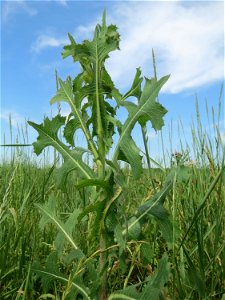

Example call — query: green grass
[0,96,224,299]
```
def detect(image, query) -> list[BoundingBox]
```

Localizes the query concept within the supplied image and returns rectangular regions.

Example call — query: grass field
[0,94,224,299]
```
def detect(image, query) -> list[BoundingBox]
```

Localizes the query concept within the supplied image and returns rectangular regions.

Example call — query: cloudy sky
[1,0,224,162]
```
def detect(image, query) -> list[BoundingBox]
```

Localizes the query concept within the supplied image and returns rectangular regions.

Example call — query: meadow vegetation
[0,12,224,300]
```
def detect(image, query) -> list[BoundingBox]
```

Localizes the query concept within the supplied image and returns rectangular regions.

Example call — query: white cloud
[221,131,225,144]
[75,24,96,40]
[101,1,224,94]
[147,131,158,140]
[45,0,68,7]
[2,0,37,22]
[31,34,68,54]
[30,18,96,54]
[57,0,68,7]
[29,1,224,93]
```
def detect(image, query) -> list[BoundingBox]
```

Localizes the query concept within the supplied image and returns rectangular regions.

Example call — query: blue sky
[1,0,224,163]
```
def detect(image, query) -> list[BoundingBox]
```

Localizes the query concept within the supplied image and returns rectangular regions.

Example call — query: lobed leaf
[140,254,170,300]
[113,75,169,178]
[63,117,83,147]
[36,200,79,251]
[108,285,140,300]
[54,148,93,190]
[50,79,99,159]
[114,223,126,256]
[32,265,91,300]
[121,68,143,101]
[61,13,120,155]
[126,216,141,240]
[28,115,95,187]
[124,181,173,243]
[55,208,82,253]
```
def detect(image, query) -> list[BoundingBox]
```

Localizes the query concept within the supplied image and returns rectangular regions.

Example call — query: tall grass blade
[178,161,225,250]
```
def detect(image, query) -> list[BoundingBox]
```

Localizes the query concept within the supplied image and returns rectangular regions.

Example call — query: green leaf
[32,263,91,300]
[39,196,57,230]
[140,254,170,300]
[121,68,143,101]
[28,115,95,186]
[166,165,191,183]
[108,294,137,300]
[144,198,173,245]
[55,208,82,253]
[114,223,126,256]
[183,247,206,298]
[36,198,79,251]
[108,285,140,300]
[54,148,93,190]
[38,294,56,300]
[100,186,123,234]
[62,249,85,265]
[61,33,76,59]
[28,115,66,155]
[32,252,61,292]
[119,135,143,180]
[76,178,110,190]
[138,76,169,130]
[77,199,106,241]
[60,14,120,156]
[137,188,173,245]
[50,79,98,159]
[50,77,74,105]
[63,117,83,147]
[102,67,122,103]
[126,216,141,240]
[77,199,102,223]
[113,75,169,178]
[141,243,154,264]
[123,181,172,237]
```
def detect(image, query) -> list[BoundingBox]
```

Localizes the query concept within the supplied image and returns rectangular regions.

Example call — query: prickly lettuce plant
[29,11,172,300]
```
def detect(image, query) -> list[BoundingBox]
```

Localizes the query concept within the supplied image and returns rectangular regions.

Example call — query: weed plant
[0,12,224,300]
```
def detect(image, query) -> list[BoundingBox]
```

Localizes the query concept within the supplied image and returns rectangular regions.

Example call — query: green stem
[99,187,122,299]
[99,228,108,300]
[94,40,106,173]
[98,186,108,300]
[140,116,156,192]
[57,79,99,161]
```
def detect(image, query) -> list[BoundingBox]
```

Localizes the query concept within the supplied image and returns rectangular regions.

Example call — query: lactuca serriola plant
[29,10,171,300]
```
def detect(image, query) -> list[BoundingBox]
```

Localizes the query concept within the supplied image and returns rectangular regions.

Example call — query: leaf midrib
[32,123,92,179]
[113,83,157,161]
[32,268,91,300]
[60,80,99,160]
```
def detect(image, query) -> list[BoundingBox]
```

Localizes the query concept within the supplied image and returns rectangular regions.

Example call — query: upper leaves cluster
[28,11,169,187]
